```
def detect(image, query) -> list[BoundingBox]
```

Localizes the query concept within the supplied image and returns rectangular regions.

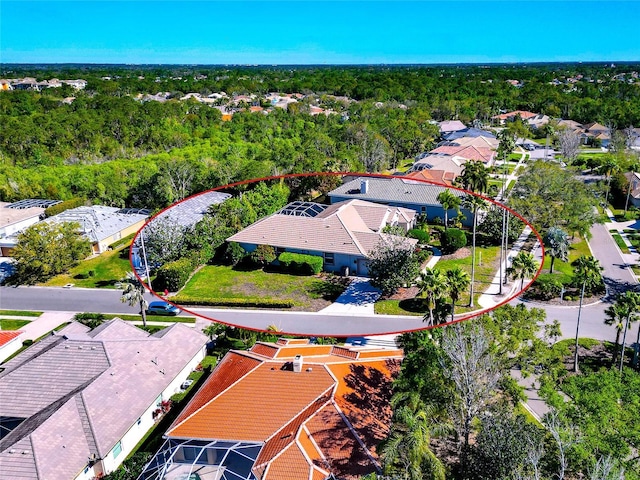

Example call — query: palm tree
[463,194,487,307]
[444,267,471,322]
[120,272,149,327]
[508,251,539,290]
[436,189,461,230]
[459,160,489,195]
[459,162,488,309]
[381,393,447,480]
[599,155,619,206]
[605,302,627,365]
[418,268,448,326]
[614,291,640,371]
[545,226,570,274]
[572,255,603,372]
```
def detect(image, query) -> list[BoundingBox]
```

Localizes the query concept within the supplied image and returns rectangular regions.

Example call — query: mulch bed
[384,286,420,301]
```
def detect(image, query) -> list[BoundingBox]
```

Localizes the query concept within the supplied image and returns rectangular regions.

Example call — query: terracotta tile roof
[305,404,374,480]
[492,110,538,121]
[0,331,21,348]
[162,342,403,480]
[172,352,261,425]
[251,343,279,358]
[167,362,335,441]
[406,169,455,186]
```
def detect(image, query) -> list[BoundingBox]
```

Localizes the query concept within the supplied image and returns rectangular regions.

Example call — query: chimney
[293,355,303,373]
[360,179,369,194]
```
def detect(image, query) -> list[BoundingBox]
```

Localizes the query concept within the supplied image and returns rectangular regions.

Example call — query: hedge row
[278,252,323,275]
[155,257,197,291]
[44,197,86,218]
[169,296,295,308]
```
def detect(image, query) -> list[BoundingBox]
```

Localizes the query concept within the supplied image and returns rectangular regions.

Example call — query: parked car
[180,379,194,390]
[147,301,180,316]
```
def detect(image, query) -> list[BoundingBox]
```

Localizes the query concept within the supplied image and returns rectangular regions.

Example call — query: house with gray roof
[227,199,417,276]
[46,206,149,254]
[0,200,61,256]
[0,320,207,480]
[328,177,472,227]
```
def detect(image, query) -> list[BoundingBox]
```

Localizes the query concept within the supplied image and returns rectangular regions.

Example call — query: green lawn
[179,265,345,310]
[43,243,133,288]
[609,230,630,254]
[0,319,30,330]
[539,237,591,283]
[0,310,42,317]
[376,245,502,316]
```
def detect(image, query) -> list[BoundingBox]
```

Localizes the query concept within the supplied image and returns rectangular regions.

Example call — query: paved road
[0,286,148,315]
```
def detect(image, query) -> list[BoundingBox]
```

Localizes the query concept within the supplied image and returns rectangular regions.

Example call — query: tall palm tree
[463,194,487,307]
[381,394,447,480]
[508,251,540,290]
[444,267,471,322]
[545,226,570,274]
[614,291,640,371]
[121,272,149,327]
[459,162,489,308]
[605,302,627,365]
[572,255,603,372]
[436,189,461,230]
[418,268,448,326]
[599,155,619,206]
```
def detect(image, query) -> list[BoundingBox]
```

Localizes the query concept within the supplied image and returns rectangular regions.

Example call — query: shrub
[407,228,430,244]
[441,228,467,254]
[531,277,564,300]
[44,197,86,218]
[155,257,196,291]
[250,245,277,267]
[223,242,246,266]
[278,252,323,275]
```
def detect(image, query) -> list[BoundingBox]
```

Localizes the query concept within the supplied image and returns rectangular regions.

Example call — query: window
[183,446,198,461]
[324,253,335,266]
[421,206,426,213]
[275,247,285,256]
[112,441,122,459]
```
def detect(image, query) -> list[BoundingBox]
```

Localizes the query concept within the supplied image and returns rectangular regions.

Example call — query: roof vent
[360,180,369,194]
[293,355,303,373]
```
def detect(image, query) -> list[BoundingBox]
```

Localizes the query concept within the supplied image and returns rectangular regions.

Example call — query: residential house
[442,127,496,142]
[438,135,499,150]
[0,320,207,480]
[45,205,149,254]
[328,176,471,226]
[624,172,640,207]
[408,153,467,185]
[227,198,417,276]
[0,199,61,256]
[429,144,495,164]
[492,110,538,124]
[438,120,467,135]
[138,338,403,480]
[582,122,611,147]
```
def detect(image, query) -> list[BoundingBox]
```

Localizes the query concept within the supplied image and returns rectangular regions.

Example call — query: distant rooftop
[152,191,231,228]
[5,199,61,210]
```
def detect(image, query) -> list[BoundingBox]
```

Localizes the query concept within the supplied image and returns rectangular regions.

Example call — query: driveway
[318,277,381,315]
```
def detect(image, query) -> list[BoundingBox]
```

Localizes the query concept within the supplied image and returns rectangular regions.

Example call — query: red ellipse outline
[130,172,544,336]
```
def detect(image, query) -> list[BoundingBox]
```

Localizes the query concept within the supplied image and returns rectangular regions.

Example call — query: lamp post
[139,229,152,293]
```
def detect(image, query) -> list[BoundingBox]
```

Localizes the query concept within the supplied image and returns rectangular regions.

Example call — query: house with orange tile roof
[227,198,417,276]
[138,338,403,480]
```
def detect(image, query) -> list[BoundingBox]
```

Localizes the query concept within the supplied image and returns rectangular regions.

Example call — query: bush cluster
[407,228,430,244]
[44,198,86,218]
[441,228,467,254]
[278,252,323,275]
[155,257,197,291]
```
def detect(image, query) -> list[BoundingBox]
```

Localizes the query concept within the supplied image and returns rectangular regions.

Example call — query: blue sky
[2,1,639,64]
